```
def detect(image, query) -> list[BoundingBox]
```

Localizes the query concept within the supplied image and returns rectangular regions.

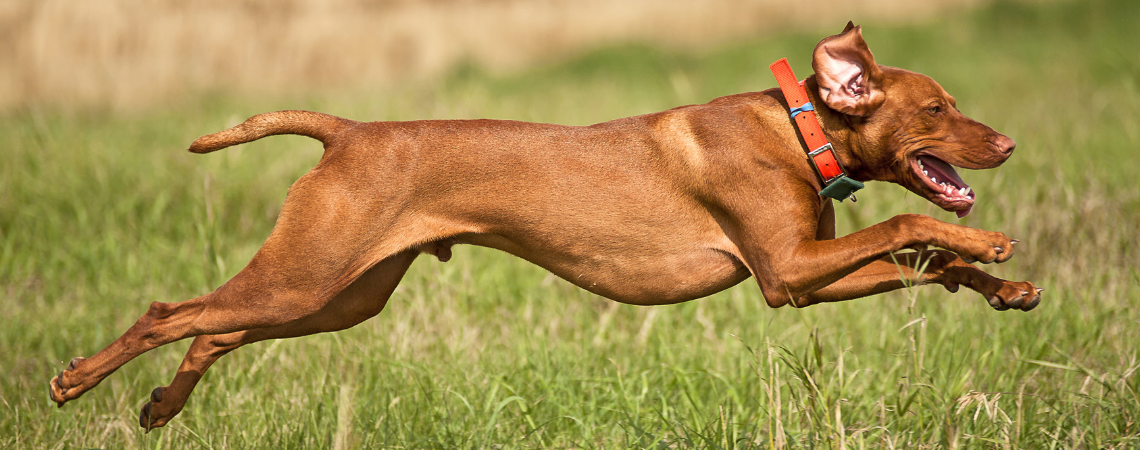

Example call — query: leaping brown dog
[51,23,1040,430]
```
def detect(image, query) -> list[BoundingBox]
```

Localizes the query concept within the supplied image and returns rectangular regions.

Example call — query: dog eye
[926,105,941,115]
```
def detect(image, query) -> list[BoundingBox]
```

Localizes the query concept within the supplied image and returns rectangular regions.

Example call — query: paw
[48,357,86,407]
[957,233,1017,265]
[139,386,180,431]
[985,281,1042,312]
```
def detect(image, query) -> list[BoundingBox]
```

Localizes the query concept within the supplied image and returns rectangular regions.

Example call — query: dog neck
[800,75,871,183]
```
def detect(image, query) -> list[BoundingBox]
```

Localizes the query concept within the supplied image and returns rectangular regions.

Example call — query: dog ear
[811,22,885,117]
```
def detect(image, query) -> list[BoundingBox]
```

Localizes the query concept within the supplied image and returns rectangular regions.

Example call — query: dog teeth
[961,187,971,196]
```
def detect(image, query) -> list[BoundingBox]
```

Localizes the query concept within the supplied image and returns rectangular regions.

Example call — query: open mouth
[914,155,975,218]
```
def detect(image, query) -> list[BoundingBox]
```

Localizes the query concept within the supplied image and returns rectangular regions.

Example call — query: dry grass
[2,0,1010,111]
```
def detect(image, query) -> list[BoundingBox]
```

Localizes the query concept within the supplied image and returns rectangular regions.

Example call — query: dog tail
[188,110,355,153]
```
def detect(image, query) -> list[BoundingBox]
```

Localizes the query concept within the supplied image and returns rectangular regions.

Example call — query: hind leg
[49,290,228,408]
[51,166,420,409]
[138,251,417,430]
[49,267,348,409]
[48,161,452,423]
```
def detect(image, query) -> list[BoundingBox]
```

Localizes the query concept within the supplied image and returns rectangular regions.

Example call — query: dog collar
[769,58,864,202]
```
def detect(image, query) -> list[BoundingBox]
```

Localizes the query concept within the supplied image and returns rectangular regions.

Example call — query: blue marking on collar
[789,102,815,119]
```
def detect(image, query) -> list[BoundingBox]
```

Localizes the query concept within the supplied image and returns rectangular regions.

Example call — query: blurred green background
[2,0,1138,448]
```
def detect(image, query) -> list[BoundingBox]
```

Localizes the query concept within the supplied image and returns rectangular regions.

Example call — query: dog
[50,23,1040,430]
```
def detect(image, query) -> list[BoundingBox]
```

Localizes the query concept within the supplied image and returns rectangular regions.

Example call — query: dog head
[812,23,1015,218]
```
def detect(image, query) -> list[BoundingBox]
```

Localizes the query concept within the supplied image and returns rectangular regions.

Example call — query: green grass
[3,0,1139,448]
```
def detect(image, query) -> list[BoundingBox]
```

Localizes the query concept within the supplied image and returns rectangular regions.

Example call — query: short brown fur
[50,24,1039,430]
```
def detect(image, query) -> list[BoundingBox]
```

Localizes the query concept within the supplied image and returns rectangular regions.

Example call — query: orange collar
[770,58,864,202]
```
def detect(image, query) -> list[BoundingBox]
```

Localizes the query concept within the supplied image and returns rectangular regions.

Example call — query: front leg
[740,211,1017,305]
[795,250,1041,311]
[726,175,1032,308]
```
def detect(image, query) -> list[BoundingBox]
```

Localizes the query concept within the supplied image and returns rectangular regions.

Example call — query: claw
[1022,287,1044,311]
[994,246,1004,254]
[1010,239,1020,245]
[962,256,977,264]
[1006,291,1027,308]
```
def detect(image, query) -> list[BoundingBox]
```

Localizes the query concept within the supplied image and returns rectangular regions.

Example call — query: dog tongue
[919,156,968,190]
[956,205,972,219]
[919,155,974,219]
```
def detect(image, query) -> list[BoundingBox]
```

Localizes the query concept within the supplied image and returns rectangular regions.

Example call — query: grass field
[2,0,1139,448]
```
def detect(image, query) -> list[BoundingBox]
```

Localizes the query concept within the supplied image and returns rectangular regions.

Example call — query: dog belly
[543,247,750,305]
[465,232,751,305]
[580,253,751,305]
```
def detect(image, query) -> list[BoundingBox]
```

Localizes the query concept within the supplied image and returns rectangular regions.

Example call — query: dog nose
[994,135,1016,154]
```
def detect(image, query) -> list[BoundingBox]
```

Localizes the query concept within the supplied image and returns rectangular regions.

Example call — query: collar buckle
[770,58,865,203]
